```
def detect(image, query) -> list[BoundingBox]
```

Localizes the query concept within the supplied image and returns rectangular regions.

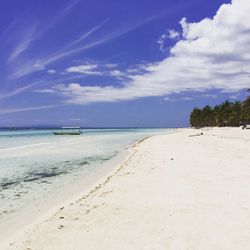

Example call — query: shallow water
[0,128,170,222]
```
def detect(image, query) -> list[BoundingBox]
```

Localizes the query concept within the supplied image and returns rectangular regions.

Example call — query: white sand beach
[4,128,250,250]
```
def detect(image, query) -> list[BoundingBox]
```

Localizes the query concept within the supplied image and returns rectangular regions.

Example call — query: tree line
[190,96,250,128]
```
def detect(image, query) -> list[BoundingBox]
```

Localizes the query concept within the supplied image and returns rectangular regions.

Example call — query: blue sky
[0,0,249,127]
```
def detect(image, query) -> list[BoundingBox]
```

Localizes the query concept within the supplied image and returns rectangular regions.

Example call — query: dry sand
[4,128,250,250]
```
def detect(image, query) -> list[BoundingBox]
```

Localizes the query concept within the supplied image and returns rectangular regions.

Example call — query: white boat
[53,127,82,135]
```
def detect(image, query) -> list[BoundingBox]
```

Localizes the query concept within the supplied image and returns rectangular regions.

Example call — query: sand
[4,128,250,250]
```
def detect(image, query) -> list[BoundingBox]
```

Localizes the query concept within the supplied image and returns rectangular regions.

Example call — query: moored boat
[53,127,82,135]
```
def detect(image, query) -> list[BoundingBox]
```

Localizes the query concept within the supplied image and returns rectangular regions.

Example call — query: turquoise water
[0,128,169,222]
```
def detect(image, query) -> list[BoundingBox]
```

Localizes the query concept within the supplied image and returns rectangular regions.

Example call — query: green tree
[231,101,242,126]
[218,101,233,126]
[242,96,250,125]
[201,105,213,127]
[212,105,222,126]
[189,98,249,128]
[190,108,202,128]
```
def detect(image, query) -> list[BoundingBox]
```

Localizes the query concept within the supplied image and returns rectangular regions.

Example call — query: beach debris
[60,207,64,210]
[170,158,174,161]
[58,225,64,229]
[189,132,203,137]
[59,216,64,219]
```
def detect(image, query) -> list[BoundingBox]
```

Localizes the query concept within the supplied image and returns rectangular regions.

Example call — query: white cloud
[104,63,117,68]
[34,89,55,94]
[109,70,124,77]
[69,118,81,121]
[201,94,217,98]
[126,68,139,74]
[157,34,167,52]
[158,29,180,51]
[168,29,180,39]
[179,17,189,37]
[65,64,126,78]
[41,0,250,105]
[182,97,194,101]
[33,62,45,70]
[163,97,177,102]
[228,95,238,99]
[66,64,101,75]
[163,96,193,102]
[47,69,56,74]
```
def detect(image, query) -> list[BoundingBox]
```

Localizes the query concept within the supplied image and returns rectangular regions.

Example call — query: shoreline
[5,127,250,249]
[2,134,155,249]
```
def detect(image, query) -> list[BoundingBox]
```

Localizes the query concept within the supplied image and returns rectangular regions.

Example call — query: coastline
[1,134,154,249]
[4,127,250,249]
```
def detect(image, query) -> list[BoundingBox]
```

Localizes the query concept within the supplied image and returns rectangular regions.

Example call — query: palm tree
[218,101,233,126]
[231,101,242,126]
[212,105,221,126]
[190,108,202,128]
[189,94,250,128]
[241,96,250,125]
[202,105,213,126]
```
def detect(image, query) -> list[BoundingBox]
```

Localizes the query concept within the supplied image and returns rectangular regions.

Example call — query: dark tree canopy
[190,97,250,128]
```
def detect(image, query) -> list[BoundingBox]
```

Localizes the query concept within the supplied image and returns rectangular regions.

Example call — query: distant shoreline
[0,126,177,130]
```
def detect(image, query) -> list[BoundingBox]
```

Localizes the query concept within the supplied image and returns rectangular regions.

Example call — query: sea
[0,128,170,234]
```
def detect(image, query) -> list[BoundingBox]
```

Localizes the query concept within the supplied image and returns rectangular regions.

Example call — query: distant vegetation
[190,96,250,128]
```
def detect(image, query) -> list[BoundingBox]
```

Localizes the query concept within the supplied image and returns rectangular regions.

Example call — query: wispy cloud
[2,3,179,104]
[9,10,171,82]
[104,63,117,69]
[0,20,18,44]
[109,70,124,77]
[201,94,217,99]
[65,18,109,49]
[47,69,56,74]
[0,81,41,100]
[0,77,58,100]
[6,1,78,64]
[39,0,250,105]
[5,1,79,80]
[8,25,36,62]
[66,64,101,75]
[34,0,79,40]
[65,63,126,78]
[163,96,193,102]
[0,104,61,115]
[6,19,110,80]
